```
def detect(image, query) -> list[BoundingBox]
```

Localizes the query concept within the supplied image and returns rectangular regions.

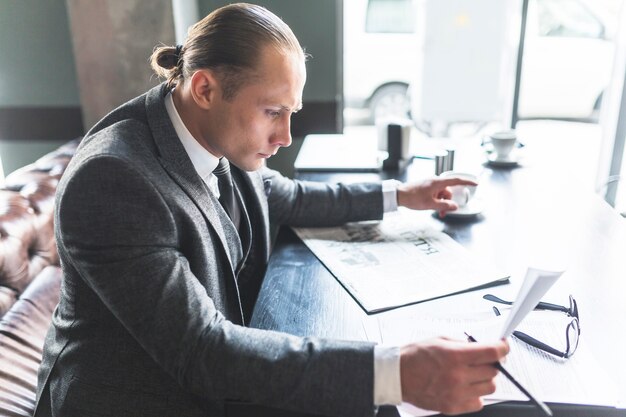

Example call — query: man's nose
[272,116,292,148]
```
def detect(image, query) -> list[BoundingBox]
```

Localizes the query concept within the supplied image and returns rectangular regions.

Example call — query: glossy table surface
[249,132,626,416]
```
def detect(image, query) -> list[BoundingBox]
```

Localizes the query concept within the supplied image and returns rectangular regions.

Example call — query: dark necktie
[213,157,240,228]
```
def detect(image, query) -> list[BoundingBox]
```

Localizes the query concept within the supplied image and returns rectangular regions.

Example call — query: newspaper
[293,209,509,312]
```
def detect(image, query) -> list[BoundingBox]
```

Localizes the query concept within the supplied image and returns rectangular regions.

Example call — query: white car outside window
[343,0,614,124]
[343,0,417,122]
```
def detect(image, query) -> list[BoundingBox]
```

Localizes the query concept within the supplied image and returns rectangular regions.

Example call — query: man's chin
[235,158,265,172]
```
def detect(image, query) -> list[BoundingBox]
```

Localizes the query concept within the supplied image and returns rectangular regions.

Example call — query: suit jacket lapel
[143,84,243,271]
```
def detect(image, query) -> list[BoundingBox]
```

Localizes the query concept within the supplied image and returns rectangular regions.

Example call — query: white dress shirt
[164,92,402,406]
[164,92,221,193]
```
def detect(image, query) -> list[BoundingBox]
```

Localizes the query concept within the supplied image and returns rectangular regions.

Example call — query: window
[537,0,605,38]
[365,0,415,33]
[344,0,620,126]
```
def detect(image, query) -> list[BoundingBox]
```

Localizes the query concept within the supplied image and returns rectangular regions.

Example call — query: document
[293,209,509,313]
[499,266,563,338]
[385,312,621,416]
[382,266,618,416]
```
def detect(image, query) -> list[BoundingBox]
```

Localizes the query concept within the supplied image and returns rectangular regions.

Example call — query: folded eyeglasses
[483,293,580,359]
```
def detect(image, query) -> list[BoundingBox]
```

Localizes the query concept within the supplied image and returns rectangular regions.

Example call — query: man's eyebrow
[279,103,303,113]
[259,99,303,113]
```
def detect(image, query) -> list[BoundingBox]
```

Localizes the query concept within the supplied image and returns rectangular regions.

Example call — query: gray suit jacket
[35,84,386,417]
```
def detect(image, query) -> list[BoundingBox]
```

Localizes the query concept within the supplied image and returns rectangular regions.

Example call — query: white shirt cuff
[382,180,401,213]
[374,345,402,405]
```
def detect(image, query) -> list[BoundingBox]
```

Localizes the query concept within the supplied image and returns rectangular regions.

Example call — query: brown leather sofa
[0,139,79,417]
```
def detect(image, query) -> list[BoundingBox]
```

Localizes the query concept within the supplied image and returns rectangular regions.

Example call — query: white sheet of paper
[294,134,385,171]
[499,267,564,339]
[385,267,624,416]
[398,399,506,417]
[383,312,620,415]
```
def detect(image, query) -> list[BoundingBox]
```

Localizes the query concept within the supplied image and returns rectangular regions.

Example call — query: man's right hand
[400,337,509,415]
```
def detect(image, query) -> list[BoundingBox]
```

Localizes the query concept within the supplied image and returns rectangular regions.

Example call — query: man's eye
[266,110,281,118]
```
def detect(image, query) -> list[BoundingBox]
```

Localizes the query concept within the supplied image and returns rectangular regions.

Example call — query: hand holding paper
[470,266,565,417]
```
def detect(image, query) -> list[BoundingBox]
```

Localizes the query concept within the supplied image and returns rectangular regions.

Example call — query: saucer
[486,152,519,167]
[437,199,483,219]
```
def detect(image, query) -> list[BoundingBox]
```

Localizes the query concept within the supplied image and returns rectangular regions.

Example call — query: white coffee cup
[439,171,478,208]
[488,130,518,160]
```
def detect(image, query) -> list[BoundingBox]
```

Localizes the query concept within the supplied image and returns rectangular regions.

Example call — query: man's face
[204,46,306,171]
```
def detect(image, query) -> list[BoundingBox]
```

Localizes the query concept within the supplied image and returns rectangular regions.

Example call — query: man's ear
[189,69,221,110]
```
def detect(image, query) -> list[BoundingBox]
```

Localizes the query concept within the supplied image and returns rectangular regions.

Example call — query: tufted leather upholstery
[0,191,40,294]
[0,138,79,417]
[0,286,17,317]
[0,174,62,295]
[19,179,59,275]
[2,138,79,193]
[0,267,61,417]
[3,160,64,193]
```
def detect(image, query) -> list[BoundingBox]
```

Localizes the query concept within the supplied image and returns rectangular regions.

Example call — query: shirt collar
[164,91,219,182]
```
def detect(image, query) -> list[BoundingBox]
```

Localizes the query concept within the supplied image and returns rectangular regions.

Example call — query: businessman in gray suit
[36,3,508,417]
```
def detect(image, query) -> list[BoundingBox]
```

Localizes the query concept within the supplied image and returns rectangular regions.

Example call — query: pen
[464,332,553,417]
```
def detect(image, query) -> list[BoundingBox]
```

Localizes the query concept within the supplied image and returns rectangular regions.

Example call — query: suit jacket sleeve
[262,167,384,227]
[56,155,376,417]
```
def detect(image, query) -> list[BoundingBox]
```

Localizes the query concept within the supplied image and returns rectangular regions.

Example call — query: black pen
[464,332,553,417]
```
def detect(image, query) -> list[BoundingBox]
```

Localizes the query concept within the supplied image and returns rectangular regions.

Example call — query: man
[36,3,508,416]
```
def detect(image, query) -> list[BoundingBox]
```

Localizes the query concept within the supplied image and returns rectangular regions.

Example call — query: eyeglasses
[484,293,580,359]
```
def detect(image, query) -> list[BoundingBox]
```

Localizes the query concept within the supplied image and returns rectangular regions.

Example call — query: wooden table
[249,134,626,417]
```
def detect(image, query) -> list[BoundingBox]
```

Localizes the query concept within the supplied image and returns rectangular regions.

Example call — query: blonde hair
[150,3,305,100]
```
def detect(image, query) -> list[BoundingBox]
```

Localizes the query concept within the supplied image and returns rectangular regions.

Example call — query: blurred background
[344,0,620,126]
[1,0,626,214]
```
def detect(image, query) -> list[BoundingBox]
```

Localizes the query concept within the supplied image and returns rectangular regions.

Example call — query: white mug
[488,130,517,160]
[439,171,478,208]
